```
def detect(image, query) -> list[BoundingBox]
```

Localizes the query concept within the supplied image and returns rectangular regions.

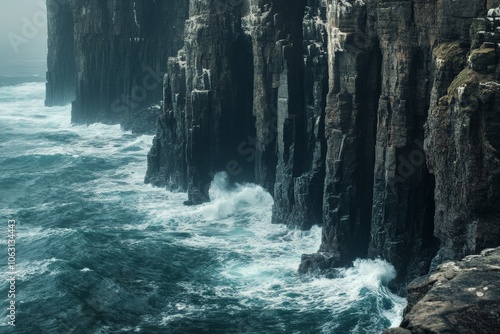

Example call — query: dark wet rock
[385,247,500,334]
[145,0,255,203]
[298,252,342,275]
[121,103,162,135]
[45,0,76,106]
[469,46,497,73]
[46,0,500,302]
[424,7,500,271]
[45,0,189,128]
[365,0,486,291]
[425,48,500,270]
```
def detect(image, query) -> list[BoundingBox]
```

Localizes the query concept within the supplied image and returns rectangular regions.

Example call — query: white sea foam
[196,172,274,220]
[0,82,405,332]
[144,172,406,331]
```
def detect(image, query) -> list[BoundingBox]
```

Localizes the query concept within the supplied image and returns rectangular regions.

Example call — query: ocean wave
[0,81,405,333]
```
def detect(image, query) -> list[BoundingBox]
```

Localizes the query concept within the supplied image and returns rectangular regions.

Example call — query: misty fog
[0,0,48,61]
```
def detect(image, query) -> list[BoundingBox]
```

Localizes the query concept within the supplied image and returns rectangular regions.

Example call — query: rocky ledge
[385,247,500,334]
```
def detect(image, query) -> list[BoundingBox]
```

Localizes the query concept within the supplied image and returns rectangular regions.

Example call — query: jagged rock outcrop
[250,0,328,229]
[384,247,500,334]
[146,0,255,203]
[319,0,379,269]
[425,8,500,269]
[366,0,489,289]
[385,6,500,330]
[46,0,500,292]
[45,0,189,132]
[145,0,500,289]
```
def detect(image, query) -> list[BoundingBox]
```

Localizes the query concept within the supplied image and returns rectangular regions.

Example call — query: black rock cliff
[46,0,500,295]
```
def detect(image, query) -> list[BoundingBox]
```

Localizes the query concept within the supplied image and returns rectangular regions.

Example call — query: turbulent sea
[0,63,406,333]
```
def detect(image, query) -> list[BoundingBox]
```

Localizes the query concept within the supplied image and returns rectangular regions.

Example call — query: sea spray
[0,82,405,333]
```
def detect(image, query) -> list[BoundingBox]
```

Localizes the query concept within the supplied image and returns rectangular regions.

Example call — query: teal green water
[0,74,405,333]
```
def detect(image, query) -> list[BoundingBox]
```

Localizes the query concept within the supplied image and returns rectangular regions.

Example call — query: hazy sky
[0,0,48,61]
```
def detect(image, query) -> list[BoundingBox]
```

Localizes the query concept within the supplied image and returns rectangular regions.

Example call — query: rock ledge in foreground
[385,247,500,334]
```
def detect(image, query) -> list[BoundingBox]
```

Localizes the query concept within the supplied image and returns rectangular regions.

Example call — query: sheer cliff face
[425,10,500,268]
[148,0,500,286]
[146,1,256,203]
[46,0,76,106]
[46,0,189,129]
[47,0,500,286]
[365,0,486,283]
[145,0,500,286]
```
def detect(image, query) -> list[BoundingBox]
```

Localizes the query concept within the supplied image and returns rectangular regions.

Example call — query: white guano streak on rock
[325,0,351,90]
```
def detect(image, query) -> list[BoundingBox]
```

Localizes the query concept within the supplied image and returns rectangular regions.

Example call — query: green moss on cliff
[447,67,493,100]
[433,42,468,66]
[447,68,479,97]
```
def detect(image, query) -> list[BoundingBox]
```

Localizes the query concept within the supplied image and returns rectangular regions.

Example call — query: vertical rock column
[245,0,280,191]
[425,6,500,268]
[300,0,486,286]
[299,0,379,270]
[367,0,435,286]
[250,0,328,230]
[367,0,487,286]
[145,55,188,189]
[46,0,76,106]
[71,0,189,125]
[45,0,189,128]
[256,0,329,230]
[146,0,255,204]
[277,0,331,230]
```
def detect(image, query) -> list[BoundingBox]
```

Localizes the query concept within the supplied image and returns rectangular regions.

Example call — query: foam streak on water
[0,82,405,333]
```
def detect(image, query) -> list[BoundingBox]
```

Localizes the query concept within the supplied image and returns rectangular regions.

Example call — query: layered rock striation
[425,8,500,269]
[145,0,257,203]
[46,0,500,291]
[145,0,500,289]
[46,0,77,107]
[45,0,189,131]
